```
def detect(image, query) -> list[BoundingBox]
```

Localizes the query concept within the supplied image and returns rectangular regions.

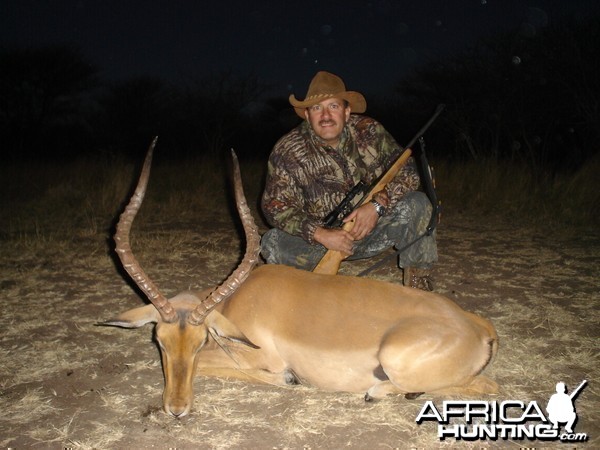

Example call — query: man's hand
[342,190,389,240]
[343,204,378,240]
[313,227,355,255]
[314,189,389,253]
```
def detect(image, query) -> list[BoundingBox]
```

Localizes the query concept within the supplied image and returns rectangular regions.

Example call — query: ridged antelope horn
[188,150,260,325]
[114,137,178,323]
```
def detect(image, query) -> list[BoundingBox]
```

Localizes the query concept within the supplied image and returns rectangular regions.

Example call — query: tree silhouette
[97,76,172,157]
[0,45,97,159]
[391,16,600,172]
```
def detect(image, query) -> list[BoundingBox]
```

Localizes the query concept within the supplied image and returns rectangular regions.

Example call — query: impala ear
[98,304,162,328]
[205,310,260,349]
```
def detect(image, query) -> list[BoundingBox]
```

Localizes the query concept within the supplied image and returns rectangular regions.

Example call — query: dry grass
[434,154,600,226]
[0,155,598,448]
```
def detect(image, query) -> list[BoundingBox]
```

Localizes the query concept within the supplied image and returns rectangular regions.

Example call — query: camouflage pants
[260,191,438,271]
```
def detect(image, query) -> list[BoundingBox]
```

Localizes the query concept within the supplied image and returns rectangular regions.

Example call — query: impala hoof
[284,368,299,385]
[364,393,374,402]
[405,392,424,400]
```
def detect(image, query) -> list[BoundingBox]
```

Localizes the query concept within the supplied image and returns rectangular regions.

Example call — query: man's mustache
[319,119,336,126]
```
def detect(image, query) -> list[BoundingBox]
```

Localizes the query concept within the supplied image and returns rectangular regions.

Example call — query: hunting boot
[403,267,434,291]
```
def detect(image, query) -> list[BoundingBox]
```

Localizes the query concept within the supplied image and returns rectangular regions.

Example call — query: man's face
[304,97,351,148]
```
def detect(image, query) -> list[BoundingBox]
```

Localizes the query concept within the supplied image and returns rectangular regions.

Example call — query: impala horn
[114,137,178,323]
[188,149,261,325]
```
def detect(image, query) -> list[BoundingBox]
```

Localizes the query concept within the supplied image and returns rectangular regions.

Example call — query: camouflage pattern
[260,114,437,271]
[261,115,420,244]
[261,191,437,271]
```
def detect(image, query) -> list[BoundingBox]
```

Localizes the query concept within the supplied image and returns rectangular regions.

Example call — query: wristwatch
[370,199,386,217]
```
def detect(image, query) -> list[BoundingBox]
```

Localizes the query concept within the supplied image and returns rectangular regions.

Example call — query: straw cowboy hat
[289,71,367,119]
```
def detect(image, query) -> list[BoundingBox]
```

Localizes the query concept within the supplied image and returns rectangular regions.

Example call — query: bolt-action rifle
[313,104,445,275]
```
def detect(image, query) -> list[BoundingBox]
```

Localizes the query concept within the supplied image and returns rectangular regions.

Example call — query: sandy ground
[1,206,598,449]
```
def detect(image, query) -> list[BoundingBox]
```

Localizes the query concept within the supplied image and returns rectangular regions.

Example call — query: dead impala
[103,138,498,418]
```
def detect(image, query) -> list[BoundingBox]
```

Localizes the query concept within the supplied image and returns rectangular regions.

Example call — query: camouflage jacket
[261,115,421,243]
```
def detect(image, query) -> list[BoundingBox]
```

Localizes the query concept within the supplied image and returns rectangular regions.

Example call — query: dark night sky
[2,0,599,97]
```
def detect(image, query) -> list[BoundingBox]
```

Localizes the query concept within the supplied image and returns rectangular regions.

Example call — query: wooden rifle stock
[313,148,413,274]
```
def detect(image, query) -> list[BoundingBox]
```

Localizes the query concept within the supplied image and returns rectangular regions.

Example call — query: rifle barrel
[405,104,445,150]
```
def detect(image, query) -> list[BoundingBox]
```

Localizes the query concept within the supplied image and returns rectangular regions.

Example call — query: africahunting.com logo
[416,380,588,443]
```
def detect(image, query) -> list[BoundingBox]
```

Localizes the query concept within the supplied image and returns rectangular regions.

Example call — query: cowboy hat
[289,71,367,118]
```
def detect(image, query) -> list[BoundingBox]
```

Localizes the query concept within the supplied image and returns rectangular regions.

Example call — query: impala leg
[364,379,425,401]
[196,366,299,386]
[196,347,298,387]
[365,380,405,401]
[375,317,496,395]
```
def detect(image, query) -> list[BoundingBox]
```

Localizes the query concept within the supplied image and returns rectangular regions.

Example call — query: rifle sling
[358,138,440,277]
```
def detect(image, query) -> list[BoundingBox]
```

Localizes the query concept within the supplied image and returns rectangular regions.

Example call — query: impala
[103,139,498,418]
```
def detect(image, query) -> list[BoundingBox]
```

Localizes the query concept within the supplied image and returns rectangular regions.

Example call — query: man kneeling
[261,71,437,290]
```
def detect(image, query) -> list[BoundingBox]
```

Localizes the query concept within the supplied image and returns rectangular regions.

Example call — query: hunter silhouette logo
[415,379,589,442]
[546,379,587,434]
